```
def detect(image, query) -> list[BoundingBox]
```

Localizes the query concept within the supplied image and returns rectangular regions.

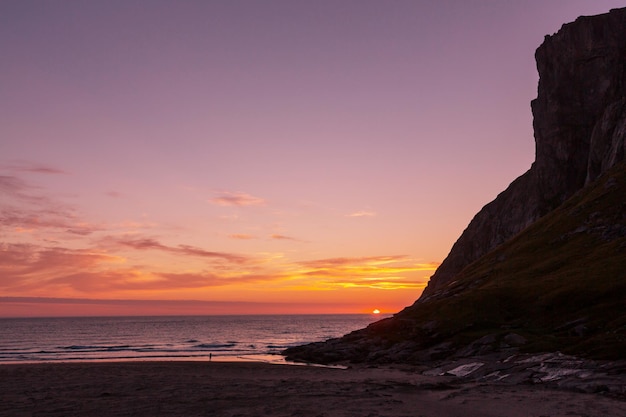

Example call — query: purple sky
[1,1,624,315]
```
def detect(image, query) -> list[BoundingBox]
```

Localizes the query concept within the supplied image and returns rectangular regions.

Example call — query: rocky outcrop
[421,7,626,299]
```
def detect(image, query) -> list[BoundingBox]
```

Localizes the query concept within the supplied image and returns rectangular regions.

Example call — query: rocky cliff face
[421,7,626,299]
[284,8,626,367]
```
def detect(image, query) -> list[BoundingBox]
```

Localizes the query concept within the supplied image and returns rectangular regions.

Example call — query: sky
[1,0,624,317]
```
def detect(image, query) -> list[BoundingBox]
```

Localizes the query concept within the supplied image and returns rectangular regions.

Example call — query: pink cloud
[0,242,283,295]
[346,210,377,217]
[1,206,100,236]
[2,161,68,175]
[229,234,257,240]
[0,175,42,202]
[299,255,408,269]
[0,296,333,317]
[111,237,252,264]
[0,243,121,291]
[270,234,299,241]
[210,191,266,207]
[152,271,278,289]
[0,173,100,237]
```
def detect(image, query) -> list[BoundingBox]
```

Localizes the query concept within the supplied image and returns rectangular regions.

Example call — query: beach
[2,361,625,417]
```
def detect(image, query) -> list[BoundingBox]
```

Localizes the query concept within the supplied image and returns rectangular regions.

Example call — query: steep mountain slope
[423,7,626,297]
[285,160,626,363]
[284,8,626,364]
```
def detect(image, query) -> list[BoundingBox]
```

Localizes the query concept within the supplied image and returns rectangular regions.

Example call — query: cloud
[1,205,101,236]
[270,234,300,241]
[111,237,252,264]
[0,238,438,298]
[210,191,266,207]
[0,175,42,202]
[2,161,68,175]
[152,271,278,289]
[10,241,284,293]
[0,241,279,295]
[0,296,342,316]
[299,255,409,268]
[229,234,257,240]
[347,210,377,217]
[0,243,123,292]
[327,278,428,290]
[0,175,26,193]
[294,255,439,290]
[0,173,101,238]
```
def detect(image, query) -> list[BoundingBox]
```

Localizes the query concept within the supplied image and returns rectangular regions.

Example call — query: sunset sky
[1,1,624,317]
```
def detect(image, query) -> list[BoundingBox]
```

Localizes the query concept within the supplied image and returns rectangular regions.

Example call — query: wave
[193,343,237,349]
[61,345,133,351]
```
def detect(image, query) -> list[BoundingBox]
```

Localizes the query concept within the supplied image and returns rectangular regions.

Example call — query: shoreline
[2,360,625,417]
[0,353,348,369]
[0,353,289,365]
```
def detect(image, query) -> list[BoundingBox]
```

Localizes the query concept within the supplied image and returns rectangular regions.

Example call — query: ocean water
[0,314,383,364]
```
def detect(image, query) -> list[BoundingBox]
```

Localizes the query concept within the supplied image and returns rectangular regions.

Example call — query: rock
[454,334,498,358]
[445,362,484,377]
[503,333,527,347]
[419,353,626,397]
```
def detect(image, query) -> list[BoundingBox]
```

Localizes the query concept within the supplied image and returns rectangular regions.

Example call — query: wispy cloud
[229,234,257,240]
[2,161,68,175]
[0,296,340,317]
[110,237,252,264]
[210,191,266,207]
[0,239,437,297]
[2,210,101,235]
[0,175,101,236]
[46,269,267,293]
[0,242,283,295]
[152,271,278,289]
[0,243,123,292]
[0,172,434,299]
[270,234,300,241]
[347,210,377,217]
[295,255,439,290]
[0,175,43,202]
[299,255,408,268]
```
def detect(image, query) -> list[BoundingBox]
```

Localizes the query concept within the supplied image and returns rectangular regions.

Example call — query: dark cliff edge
[284,8,626,371]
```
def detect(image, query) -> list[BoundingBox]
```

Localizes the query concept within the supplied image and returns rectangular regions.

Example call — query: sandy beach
[1,361,624,417]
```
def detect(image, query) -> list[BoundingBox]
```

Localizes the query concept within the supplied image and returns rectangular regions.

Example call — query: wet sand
[1,361,624,416]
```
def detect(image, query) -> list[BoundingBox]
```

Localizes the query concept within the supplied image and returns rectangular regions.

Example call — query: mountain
[284,7,626,365]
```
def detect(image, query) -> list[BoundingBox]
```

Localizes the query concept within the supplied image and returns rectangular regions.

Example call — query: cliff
[284,8,626,365]
[421,7,626,299]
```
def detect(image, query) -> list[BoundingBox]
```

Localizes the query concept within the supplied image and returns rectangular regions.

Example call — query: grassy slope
[372,161,626,360]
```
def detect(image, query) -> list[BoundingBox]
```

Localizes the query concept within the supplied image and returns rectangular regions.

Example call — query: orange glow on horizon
[0,233,436,317]
[0,297,414,318]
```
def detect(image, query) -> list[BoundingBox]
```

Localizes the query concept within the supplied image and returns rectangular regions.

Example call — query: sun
[372,309,381,315]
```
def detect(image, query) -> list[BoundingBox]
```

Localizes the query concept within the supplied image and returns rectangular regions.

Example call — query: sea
[0,314,383,364]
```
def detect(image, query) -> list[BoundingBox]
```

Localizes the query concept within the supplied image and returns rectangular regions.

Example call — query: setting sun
[372,309,381,315]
